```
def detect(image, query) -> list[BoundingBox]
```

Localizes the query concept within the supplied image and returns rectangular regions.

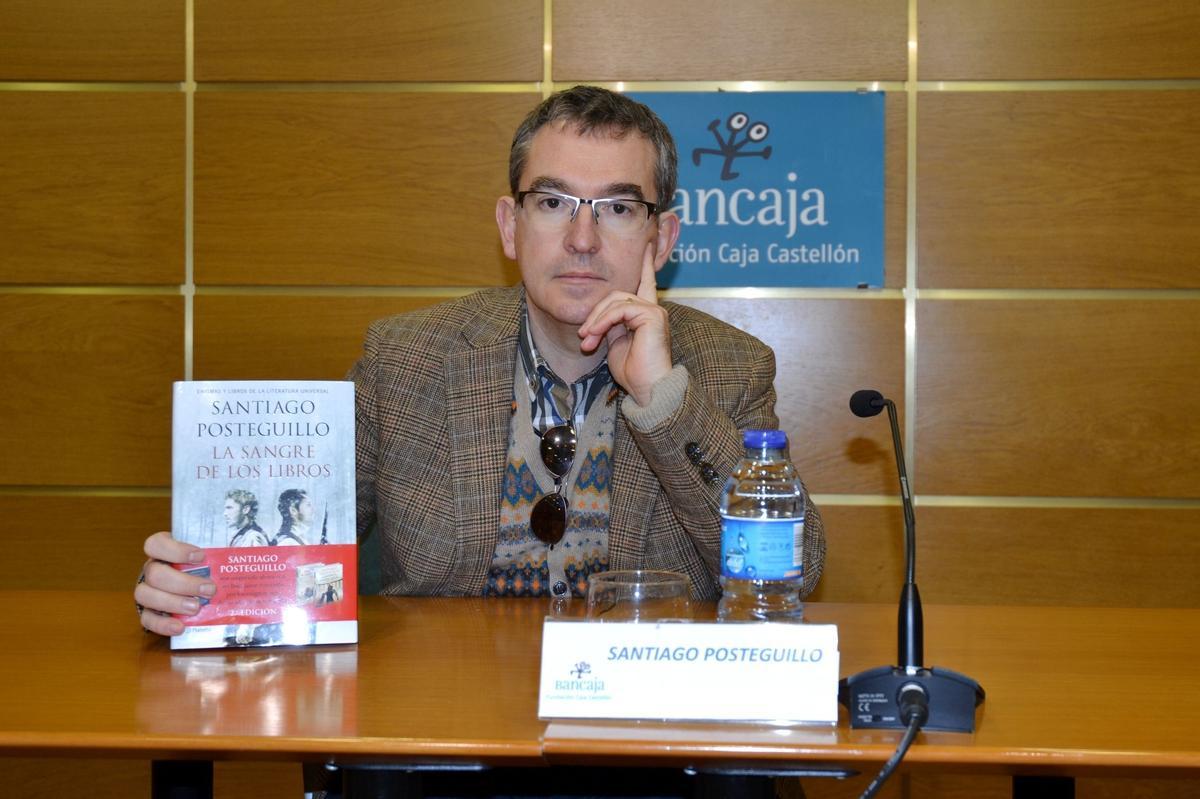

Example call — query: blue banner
[634,92,885,288]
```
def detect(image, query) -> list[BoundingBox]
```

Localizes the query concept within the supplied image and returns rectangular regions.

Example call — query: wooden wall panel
[674,298,905,495]
[0,0,184,81]
[916,507,1200,608]
[194,294,448,380]
[917,92,1200,289]
[919,0,1200,81]
[195,0,542,82]
[0,93,185,285]
[0,496,168,589]
[1078,777,1200,799]
[214,762,302,799]
[0,295,182,486]
[808,505,1200,607]
[6,759,300,799]
[7,758,148,797]
[553,0,908,82]
[915,301,1200,498]
[882,93,907,289]
[805,504,906,604]
[908,778,1200,799]
[897,777,1200,799]
[800,771,902,799]
[194,92,532,286]
[906,775,1015,799]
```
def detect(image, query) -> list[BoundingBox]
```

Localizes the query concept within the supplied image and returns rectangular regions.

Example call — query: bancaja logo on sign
[634,92,885,289]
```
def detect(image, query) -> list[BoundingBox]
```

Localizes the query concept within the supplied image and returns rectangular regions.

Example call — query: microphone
[849,389,919,666]
[837,390,984,733]
[848,388,885,419]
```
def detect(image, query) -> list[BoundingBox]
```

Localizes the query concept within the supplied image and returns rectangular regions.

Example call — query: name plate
[538,620,839,724]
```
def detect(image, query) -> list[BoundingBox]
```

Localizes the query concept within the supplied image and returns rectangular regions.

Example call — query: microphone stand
[838,391,984,732]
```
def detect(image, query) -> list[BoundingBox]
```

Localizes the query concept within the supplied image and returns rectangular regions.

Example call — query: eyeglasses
[530,423,577,546]
[516,190,658,236]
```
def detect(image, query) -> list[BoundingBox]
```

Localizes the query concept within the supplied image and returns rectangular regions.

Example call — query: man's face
[496,123,679,335]
[296,495,314,523]
[223,499,244,527]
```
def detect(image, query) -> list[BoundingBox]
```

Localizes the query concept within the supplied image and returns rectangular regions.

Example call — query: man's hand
[135,532,214,636]
[578,241,672,406]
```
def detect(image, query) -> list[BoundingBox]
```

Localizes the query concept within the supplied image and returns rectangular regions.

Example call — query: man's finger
[637,240,658,302]
[139,606,185,636]
[143,558,216,599]
[135,579,206,619]
[604,322,630,349]
[144,530,205,565]
[579,295,647,350]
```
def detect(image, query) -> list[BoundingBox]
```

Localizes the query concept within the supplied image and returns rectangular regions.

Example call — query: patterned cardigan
[348,285,825,601]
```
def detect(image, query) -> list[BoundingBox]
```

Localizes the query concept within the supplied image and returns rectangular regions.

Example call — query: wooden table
[1,592,1197,795]
[545,603,1200,778]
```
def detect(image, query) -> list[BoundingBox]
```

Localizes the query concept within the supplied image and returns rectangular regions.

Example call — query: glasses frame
[530,423,577,547]
[516,189,658,230]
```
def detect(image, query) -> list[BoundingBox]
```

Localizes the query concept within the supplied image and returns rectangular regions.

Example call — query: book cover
[170,380,358,650]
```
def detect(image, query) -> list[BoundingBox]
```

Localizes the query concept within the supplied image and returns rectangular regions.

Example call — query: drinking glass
[585,570,691,622]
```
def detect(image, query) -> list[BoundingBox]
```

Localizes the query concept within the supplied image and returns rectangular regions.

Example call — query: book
[170,380,358,650]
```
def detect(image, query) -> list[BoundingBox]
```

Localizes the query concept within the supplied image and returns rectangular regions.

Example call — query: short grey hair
[508,85,677,208]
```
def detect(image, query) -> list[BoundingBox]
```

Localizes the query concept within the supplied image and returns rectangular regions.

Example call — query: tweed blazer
[349,285,825,601]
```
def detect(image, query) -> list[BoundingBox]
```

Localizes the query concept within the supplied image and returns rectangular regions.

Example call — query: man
[223,489,268,547]
[136,85,825,635]
[273,488,313,546]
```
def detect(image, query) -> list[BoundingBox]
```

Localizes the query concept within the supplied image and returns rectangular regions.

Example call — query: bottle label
[719,516,804,581]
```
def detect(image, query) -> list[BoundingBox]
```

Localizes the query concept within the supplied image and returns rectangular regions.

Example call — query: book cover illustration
[170,380,357,650]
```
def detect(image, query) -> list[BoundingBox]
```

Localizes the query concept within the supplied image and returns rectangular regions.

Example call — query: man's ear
[496,196,518,260]
[651,212,681,272]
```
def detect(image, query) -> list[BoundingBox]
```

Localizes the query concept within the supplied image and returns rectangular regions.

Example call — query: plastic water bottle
[717,429,806,622]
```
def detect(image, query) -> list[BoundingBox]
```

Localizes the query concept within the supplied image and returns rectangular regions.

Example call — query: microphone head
[849,389,886,418]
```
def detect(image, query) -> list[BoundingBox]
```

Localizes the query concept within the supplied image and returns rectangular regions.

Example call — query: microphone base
[839,665,985,732]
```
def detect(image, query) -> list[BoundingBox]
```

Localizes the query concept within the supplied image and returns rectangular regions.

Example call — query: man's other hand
[578,241,671,406]
[135,532,214,636]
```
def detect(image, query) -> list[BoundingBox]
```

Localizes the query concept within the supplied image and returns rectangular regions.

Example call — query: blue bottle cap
[743,429,788,449]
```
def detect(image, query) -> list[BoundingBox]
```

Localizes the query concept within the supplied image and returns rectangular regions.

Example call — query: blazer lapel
[443,288,521,594]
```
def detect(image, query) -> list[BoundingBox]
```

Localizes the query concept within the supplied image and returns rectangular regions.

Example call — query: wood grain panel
[673,298,905,495]
[919,0,1200,80]
[0,295,182,486]
[915,301,1200,498]
[553,0,908,81]
[5,758,147,797]
[1078,777,1200,799]
[902,776,1200,799]
[818,774,1199,799]
[216,762,302,799]
[917,92,1200,289]
[883,93,906,289]
[0,0,183,81]
[4,759,301,799]
[805,504,906,604]
[906,774,1018,799]
[917,506,1200,608]
[0,93,185,285]
[196,0,542,81]
[807,505,1200,608]
[194,294,448,380]
[0,495,168,589]
[798,772,901,799]
[194,92,533,286]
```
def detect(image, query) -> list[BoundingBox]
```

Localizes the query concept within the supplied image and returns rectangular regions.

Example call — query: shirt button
[552,581,568,596]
